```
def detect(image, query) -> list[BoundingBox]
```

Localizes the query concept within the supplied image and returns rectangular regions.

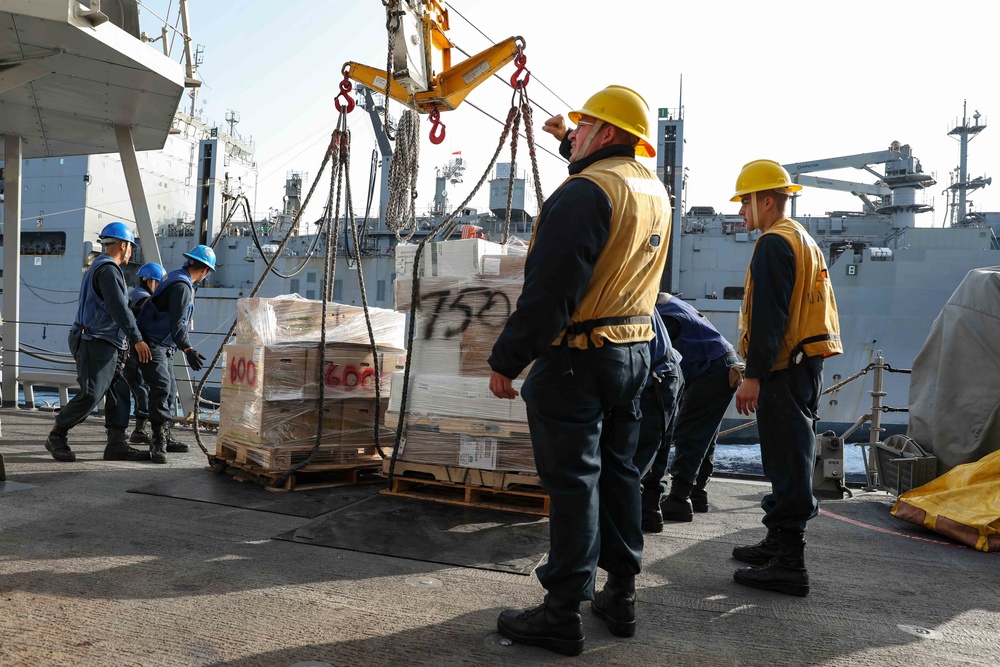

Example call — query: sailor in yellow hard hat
[489,85,669,655]
[542,85,656,162]
[729,159,842,597]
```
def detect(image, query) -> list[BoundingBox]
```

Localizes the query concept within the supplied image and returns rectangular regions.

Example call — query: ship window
[333,279,343,301]
[59,158,64,165]
[723,286,745,300]
[0,231,67,255]
[377,280,386,302]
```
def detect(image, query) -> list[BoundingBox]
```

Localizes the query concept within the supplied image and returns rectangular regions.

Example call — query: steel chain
[384,109,421,241]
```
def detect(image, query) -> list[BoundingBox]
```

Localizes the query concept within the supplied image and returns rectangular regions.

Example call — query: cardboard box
[406,338,464,375]
[396,425,536,472]
[221,344,312,401]
[480,254,527,280]
[300,343,407,400]
[219,389,392,449]
[388,371,512,422]
[394,238,505,280]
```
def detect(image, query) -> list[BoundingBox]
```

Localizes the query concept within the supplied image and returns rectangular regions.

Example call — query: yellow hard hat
[730,159,802,202]
[569,85,655,158]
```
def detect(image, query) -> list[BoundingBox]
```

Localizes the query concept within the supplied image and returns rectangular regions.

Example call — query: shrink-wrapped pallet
[388,242,534,474]
[218,296,405,471]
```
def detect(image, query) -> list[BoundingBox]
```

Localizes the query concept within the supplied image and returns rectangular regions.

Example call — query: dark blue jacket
[137,269,195,349]
[488,144,637,378]
[128,286,152,318]
[73,254,142,350]
[656,296,733,382]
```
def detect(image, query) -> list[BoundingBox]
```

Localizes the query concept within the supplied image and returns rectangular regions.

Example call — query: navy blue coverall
[56,259,142,432]
[490,144,652,602]
[746,234,823,533]
[137,272,196,427]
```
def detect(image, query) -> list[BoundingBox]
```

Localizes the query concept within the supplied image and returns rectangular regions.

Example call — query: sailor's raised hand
[542,115,568,141]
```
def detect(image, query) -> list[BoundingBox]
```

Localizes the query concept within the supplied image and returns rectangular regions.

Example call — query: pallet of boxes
[385,238,548,515]
[215,295,406,491]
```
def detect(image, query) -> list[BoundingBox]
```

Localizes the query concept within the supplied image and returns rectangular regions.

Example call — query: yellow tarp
[892,448,1000,552]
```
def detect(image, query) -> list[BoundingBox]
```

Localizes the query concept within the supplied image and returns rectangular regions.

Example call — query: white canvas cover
[908,266,1000,474]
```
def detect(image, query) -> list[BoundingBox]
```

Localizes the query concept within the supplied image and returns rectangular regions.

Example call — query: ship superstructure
[656,103,1000,441]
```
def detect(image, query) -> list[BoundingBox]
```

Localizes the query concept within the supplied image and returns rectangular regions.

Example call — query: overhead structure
[783,142,936,229]
[1,0,187,407]
[344,0,525,142]
[0,0,186,157]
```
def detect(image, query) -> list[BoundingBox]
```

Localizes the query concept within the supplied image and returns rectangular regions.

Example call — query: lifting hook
[428,106,446,144]
[335,64,356,114]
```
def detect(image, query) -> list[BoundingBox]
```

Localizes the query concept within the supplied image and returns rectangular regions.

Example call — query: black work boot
[640,489,664,533]
[497,594,584,656]
[150,423,168,465]
[690,476,710,513]
[129,418,150,445]
[592,573,636,637]
[660,478,694,523]
[103,428,151,462]
[732,528,780,565]
[45,426,75,462]
[165,426,189,453]
[733,530,809,597]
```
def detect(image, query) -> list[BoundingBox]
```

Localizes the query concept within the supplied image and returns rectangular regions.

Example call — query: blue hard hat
[99,222,136,245]
[137,262,166,281]
[183,244,217,271]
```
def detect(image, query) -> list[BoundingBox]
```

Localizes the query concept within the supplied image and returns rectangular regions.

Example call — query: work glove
[185,348,207,372]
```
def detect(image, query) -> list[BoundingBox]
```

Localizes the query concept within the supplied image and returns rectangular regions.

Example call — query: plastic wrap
[395,238,507,279]
[388,244,534,473]
[218,341,404,469]
[235,294,405,348]
[218,393,391,469]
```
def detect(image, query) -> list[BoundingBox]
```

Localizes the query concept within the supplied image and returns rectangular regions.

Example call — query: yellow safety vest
[738,217,842,371]
[532,156,671,349]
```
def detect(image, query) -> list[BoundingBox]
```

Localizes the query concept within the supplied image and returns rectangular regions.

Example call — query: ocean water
[713,443,868,483]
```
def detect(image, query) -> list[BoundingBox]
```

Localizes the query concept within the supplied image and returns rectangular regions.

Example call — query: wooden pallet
[216,435,388,471]
[381,460,548,516]
[383,459,542,492]
[386,411,531,439]
[209,456,384,492]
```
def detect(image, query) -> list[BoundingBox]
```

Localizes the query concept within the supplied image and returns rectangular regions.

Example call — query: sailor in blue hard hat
[135,245,215,463]
[44,222,153,463]
[121,262,167,446]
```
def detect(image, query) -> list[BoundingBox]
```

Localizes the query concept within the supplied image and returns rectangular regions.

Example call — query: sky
[139,0,1000,227]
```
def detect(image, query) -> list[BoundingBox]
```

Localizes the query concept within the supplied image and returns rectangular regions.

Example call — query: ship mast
[947,101,989,226]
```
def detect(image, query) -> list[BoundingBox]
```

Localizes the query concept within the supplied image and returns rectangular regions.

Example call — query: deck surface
[1,408,997,666]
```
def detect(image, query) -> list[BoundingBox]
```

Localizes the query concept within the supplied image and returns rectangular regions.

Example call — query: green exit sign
[846,264,858,276]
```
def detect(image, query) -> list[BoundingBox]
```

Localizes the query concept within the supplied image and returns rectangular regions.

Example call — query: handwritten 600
[324,363,377,391]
